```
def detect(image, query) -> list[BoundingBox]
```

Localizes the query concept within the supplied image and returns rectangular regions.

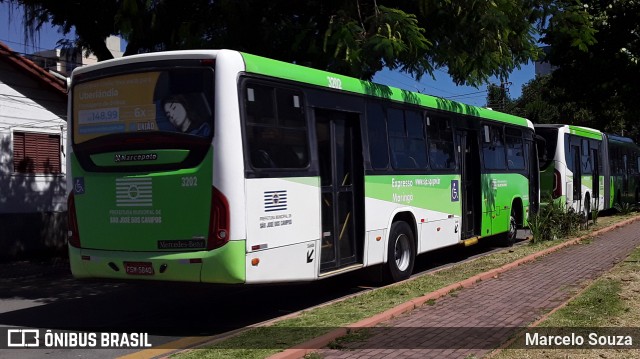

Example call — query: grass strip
[174,214,638,359]
[493,235,640,359]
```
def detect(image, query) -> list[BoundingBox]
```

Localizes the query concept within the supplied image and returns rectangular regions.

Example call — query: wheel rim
[584,198,590,222]
[394,234,411,271]
[508,216,517,240]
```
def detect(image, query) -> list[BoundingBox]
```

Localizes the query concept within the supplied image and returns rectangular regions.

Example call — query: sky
[0,2,535,107]
[373,65,535,108]
[0,3,76,53]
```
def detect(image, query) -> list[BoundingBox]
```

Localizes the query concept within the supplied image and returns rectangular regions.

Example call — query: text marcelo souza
[525,332,633,347]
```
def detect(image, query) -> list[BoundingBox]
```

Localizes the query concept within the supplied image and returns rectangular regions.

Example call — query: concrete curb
[268,214,640,359]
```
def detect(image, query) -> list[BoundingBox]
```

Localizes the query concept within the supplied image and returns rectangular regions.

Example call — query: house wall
[0,60,68,260]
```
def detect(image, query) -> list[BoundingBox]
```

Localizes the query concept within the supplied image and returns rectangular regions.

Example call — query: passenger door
[456,130,481,238]
[315,109,364,273]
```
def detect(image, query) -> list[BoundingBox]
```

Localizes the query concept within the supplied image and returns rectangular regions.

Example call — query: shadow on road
[0,231,529,337]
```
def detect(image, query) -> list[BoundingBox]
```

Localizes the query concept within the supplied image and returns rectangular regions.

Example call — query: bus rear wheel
[500,208,518,247]
[384,221,416,283]
[583,194,591,223]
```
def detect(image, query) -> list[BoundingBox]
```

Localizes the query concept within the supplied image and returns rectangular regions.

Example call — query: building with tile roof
[0,40,68,259]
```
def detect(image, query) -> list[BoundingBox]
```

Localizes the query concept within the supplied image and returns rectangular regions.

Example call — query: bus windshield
[535,127,558,171]
[72,67,214,145]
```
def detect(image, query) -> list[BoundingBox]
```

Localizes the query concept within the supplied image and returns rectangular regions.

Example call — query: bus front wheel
[384,221,416,283]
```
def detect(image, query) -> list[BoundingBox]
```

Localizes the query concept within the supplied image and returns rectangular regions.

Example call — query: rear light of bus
[552,168,562,199]
[67,193,81,248]
[208,186,230,250]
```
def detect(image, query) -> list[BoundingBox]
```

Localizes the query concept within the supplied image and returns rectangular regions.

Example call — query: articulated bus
[607,134,640,206]
[535,124,640,216]
[67,50,538,284]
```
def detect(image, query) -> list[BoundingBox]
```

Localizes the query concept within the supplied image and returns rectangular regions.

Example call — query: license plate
[124,261,155,275]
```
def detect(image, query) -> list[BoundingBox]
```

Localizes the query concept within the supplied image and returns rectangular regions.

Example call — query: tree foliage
[2,0,548,86]
[508,75,595,127]
[486,83,517,112]
[540,0,640,138]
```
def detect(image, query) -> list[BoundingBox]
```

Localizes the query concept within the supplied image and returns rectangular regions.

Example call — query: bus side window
[564,134,574,173]
[593,141,603,174]
[244,83,309,169]
[630,152,638,175]
[245,85,276,125]
[405,110,428,168]
[426,115,455,170]
[366,102,389,170]
[505,127,525,170]
[482,125,507,170]
[581,139,592,174]
[388,108,426,169]
[277,89,305,128]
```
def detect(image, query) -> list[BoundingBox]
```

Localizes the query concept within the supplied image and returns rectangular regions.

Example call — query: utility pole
[501,81,512,112]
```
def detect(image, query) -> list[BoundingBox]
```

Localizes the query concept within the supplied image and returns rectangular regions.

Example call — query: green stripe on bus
[569,125,602,140]
[241,53,530,128]
[365,174,462,215]
[284,177,321,187]
[200,240,246,283]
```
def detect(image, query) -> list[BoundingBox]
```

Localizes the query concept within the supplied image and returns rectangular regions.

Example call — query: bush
[591,205,600,225]
[614,202,636,215]
[529,201,584,243]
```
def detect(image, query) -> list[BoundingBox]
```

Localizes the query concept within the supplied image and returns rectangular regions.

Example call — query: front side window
[245,84,309,169]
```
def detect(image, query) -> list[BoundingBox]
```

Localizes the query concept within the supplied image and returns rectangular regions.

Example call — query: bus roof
[607,133,636,144]
[69,49,532,129]
[534,124,603,140]
[568,125,603,140]
[240,52,532,129]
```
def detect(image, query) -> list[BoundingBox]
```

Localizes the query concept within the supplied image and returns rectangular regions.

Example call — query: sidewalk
[0,257,69,280]
[287,218,640,358]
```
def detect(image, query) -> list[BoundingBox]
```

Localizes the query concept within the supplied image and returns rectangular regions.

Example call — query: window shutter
[13,132,61,174]
[13,132,26,172]
[46,134,61,173]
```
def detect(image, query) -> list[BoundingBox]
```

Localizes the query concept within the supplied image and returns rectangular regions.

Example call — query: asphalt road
[0,232,528,359]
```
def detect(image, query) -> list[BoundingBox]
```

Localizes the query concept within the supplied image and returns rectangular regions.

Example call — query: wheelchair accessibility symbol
[74,177,85,195]
[451,180,459,202]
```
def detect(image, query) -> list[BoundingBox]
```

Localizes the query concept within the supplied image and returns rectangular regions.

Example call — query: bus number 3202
[181,176,198,187]
[328,77,342,90]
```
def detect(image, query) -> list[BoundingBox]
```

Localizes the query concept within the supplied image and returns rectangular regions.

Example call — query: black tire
[583,194,591,222]
[500,208,518,247]
[617,190,622,206]
[384,221,416,283]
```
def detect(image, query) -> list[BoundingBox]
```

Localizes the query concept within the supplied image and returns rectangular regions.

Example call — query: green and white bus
[536,124,640,216]
[67,50,538,284]
[536,125,606,216]
[606,134,640,206]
